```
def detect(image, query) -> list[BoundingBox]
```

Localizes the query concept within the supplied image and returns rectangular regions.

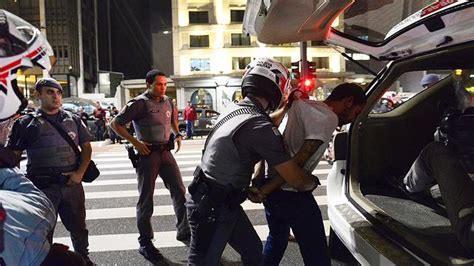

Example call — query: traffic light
[291,61,300,80]
[302,61,317,92]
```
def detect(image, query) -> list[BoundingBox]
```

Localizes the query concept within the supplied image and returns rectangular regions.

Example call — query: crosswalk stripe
[84,181,327,199]
[53,221,330,252]
[93,150,202,157]
[83,177,328,187]
[98,167,331,176]
[80,196,327,220]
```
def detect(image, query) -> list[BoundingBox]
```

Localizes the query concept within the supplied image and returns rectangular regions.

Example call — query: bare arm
[260,139,324,195]
[269,106,288,126]
[111,118,151,155]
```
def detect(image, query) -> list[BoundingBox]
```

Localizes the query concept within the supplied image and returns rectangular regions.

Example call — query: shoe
[176,232,191,242]
[386,175,426,202]
[139,244,164,263]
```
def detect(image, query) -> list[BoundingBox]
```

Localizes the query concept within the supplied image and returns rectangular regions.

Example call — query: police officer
[186,57,320,265]
[6,77,94,265]
[110,70,189,263]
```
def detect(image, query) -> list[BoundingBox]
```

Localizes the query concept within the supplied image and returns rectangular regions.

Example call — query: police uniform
[187,96,291,265]
[7,109,92,259]
[114,92,190,246]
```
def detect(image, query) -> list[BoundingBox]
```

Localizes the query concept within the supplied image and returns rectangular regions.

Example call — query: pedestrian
[6,77,94,265]
[78,106,89,127]
[110,70,189,264]
[109,106,120,144]
[184,101,197,139]
[186,57,320,265]
[93,101,106,141]
[255,83,366,266]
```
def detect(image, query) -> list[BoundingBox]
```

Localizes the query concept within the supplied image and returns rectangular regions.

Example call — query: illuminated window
[231,33,250,46]
[190,35,210,48]
[191,58,210,72]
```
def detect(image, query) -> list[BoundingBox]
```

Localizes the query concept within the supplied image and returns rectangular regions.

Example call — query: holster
[125,144,139,168]
[188,166,248,254]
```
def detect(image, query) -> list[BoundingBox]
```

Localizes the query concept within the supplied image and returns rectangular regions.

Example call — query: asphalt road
[34,138,335,265]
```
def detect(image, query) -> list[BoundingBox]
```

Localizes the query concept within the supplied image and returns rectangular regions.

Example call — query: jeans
[404,141,474,251]
[263,190,329,266]
[136,149,189,246]
[186,120,194,139]
[187,196,262,266]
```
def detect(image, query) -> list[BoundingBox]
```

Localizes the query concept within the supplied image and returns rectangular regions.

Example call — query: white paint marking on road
[81,196,327,220]
[83,177,327,187]
[54,221,330,252]
[97,167,331,176]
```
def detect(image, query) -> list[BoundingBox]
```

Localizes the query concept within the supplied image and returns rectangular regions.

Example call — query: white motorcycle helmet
[241,57,291,111]
[0,9,54,122]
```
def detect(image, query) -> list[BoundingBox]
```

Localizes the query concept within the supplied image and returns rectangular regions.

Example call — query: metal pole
[39,0,49,78]
[300,41,308,78]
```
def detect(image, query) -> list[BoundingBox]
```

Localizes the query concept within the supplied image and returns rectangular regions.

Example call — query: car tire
[329,228,359,265]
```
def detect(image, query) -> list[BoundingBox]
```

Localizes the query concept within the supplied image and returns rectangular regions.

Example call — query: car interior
[346,42,474,263]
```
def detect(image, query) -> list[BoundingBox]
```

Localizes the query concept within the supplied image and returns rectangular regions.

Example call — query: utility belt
[189,166,248,209]
[149,143,172,152]
[27,171,70,189]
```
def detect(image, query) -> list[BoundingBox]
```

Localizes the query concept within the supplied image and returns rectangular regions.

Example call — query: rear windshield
[341,0,435,43]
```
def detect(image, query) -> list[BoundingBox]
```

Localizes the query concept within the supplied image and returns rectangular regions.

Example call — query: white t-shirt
[270,99,339,191]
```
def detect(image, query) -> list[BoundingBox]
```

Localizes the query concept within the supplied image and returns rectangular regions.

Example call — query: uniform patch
[272,127,281,136]
[166,110,171,118]
[68,131,77,140]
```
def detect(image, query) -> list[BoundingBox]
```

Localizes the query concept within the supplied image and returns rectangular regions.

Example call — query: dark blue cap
[35,77,63,92]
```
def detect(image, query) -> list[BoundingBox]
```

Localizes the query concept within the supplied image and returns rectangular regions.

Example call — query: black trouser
[186,177,260,265]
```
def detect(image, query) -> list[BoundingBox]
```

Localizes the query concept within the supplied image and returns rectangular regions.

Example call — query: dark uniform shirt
[7,110,91,151]
[114,92,176,127]
[218,97,291,186]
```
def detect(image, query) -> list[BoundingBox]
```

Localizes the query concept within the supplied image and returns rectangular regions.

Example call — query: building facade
[2,0,98,98]
[171,0,351,112]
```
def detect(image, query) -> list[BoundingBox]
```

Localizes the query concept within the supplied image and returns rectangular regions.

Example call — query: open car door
[243,0,474,60]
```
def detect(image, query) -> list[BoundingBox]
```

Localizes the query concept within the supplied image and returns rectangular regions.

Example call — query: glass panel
[189,11,209,24]
[370,70,450,114]
[190,35,209,48]
[190,58,210,71]
[231,33,250,46]
[230,10,245,23]
[342,0,435,43]
[232,57,251,70]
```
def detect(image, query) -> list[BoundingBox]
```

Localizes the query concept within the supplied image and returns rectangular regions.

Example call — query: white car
[244,0,474,264]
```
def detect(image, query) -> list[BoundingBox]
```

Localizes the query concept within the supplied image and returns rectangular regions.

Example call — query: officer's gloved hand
[248,186,266,203]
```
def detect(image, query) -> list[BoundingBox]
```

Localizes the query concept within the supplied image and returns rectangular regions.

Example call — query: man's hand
[174,135,182,153]
[63,171,83,186]
[134,140,151,155]
[286,89,308,108]
[248,186,266,203]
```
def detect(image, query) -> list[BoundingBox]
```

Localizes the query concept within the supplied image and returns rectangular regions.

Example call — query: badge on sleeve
[272,127,281,136]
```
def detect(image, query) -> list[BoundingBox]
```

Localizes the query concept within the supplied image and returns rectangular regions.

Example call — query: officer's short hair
[145,69,167,85]
[35,77,63,93]
[326,83,366,105]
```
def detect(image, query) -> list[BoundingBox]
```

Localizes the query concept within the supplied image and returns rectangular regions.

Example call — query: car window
[370,70,450,114]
